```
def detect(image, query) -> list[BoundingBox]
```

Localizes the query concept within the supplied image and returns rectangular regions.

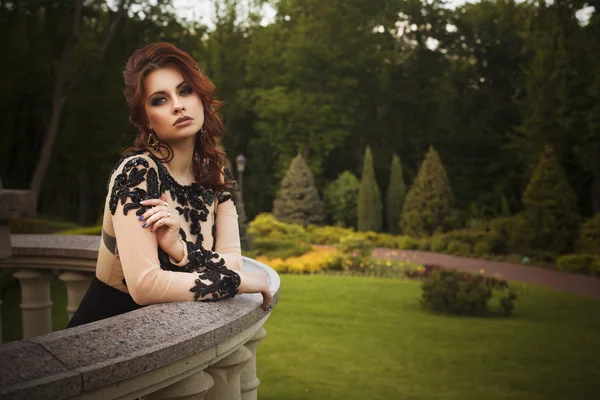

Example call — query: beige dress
[68,149,241,327]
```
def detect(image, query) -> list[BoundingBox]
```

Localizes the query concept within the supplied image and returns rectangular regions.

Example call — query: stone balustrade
[0,234,280,400]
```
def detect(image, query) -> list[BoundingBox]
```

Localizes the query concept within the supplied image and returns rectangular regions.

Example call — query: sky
[168,0,594,28]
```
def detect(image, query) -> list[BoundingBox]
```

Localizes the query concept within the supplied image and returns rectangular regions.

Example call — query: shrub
[10,218,80,234]
[386,154,406,234]
[358,146,383,232]
[354,231,398,249]
[473,241,491,256]
[324,171,361,228]
[405,264,442,279]
[430,235,450,253]
[396,236,420,250]
[576,213,600,254]
[418,238,430,251]
[520,145,580,253]
[336,235,374,258]
[273,154,325,226]
[248,213,307,241]
[58,226,102,235]
[257,248,335,274]
[305,225,355,245]
[556,254,600,276]
[420,269,517,317]
[251,237,312,259]
[447,240,462,254]
[401,145,457,237]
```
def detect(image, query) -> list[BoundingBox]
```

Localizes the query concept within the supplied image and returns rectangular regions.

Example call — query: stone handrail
[0,234,280,400]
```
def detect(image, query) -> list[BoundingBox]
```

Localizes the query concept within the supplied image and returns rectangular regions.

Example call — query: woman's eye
[181,87,193,95]
[151,97,165,106]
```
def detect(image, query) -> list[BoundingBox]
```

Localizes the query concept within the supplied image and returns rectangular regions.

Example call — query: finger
[144,211,171,230]
[140,198,169,208]
[139,205,166,221]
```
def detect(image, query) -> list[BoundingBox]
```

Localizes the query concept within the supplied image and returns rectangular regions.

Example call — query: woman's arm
[109,155,270,308]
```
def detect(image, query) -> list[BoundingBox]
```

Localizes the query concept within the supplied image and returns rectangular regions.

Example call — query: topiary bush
[358,146,383,232]
[473,241,491,256]
[556,254,600,276]
[401,145,457,237]
[420,269,517,317]
[396,236,420,250]
[386,153,406,234]
[250,237,313,259]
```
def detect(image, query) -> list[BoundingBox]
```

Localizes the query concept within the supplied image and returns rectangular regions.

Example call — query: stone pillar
[13,269,53,338]
[58,271,92,320]
[240,327,267,400]
[0,297,3,344]
[205,346,252,400]
[144,370,214,400]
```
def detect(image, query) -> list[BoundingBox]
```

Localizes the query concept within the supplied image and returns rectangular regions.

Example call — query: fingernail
[138,216,144,220]
[140,200,146,204]
[142,223,146,228]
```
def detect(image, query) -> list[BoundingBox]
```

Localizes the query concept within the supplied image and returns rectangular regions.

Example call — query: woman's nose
[173,97,185,113]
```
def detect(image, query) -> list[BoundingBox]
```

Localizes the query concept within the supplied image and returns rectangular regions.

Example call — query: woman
[67,42,271,328]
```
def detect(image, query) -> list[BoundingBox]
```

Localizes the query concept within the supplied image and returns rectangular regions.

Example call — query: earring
[200,126,205,134]
[148,133,159,151]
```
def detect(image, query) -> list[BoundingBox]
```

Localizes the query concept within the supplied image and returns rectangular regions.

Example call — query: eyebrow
[148,81,187,100]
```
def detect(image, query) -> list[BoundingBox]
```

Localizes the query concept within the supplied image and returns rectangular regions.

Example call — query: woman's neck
[153,138,196,184]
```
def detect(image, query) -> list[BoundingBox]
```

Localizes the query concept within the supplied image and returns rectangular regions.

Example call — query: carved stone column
[205,346,252,400]
[240,327,267,400]
[58,271,91,320]
[13,269,53,338]
[144,370,214,400]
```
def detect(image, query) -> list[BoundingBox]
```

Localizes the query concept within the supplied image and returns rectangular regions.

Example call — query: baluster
[58,271,92,320]
[13,269,53,338]
[205,346,252,400]
[240,327,267,400]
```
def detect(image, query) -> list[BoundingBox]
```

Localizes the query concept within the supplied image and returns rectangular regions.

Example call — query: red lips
[173,116,193,126]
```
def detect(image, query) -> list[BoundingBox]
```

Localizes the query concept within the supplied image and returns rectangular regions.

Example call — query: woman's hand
[238,270,272,311]
[139,194,183,261]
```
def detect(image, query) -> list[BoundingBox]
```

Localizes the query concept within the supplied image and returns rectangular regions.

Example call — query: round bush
[418,238,430,251]
[420,269,517,316]
[397,236,419,250]
[556,254,600,276]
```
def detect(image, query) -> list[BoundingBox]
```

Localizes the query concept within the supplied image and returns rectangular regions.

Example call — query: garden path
[373,248,600,300]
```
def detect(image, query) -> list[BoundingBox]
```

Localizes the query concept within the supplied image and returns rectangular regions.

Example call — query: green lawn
[257,275,600,400]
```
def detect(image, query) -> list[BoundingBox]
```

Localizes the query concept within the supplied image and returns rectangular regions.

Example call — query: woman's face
[144,66,204,143]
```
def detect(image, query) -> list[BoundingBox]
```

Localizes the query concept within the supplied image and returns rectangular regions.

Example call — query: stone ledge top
[9,234,101,259]
[0,235,280,399]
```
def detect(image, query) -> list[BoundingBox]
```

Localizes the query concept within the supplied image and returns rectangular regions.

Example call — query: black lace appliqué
[109,157,160,217]
[217,167,238,207]
[185,240,241,301]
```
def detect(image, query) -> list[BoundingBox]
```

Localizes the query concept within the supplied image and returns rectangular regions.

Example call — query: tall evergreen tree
[521,145,580,253]
[401,145,456,237]
[357,146,383,232]
[386,154,406,234]
[273,154,325,226]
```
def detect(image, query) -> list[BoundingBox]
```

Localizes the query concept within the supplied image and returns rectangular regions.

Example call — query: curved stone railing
[0,234,280,400]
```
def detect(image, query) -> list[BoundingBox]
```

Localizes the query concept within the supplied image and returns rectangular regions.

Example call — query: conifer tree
[324,170,360,228]
[357,146,382,232]
[273,154,325,226]
[401,145,456,237]
[386,154,406,234]
[521,145,580,253]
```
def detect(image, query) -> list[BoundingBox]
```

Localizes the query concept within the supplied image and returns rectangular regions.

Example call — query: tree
[30,0,132,201]
[273,154,325,226]
[520,145,580,253]
[357,146,382,232]
[324,171,360,228]
[401,145,456,237]
[386,154,406,234]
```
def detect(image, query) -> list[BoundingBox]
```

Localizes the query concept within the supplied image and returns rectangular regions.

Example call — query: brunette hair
[122,42,229,191]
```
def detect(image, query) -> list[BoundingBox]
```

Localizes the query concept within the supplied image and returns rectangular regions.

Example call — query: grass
[257,275,600,400]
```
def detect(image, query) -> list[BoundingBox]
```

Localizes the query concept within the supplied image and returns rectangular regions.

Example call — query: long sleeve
[108,154,240,306]
[214,167,243,271]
